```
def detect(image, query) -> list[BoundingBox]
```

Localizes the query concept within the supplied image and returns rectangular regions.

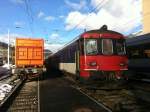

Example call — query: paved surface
[0,71,110,112]
[40,73,110,112]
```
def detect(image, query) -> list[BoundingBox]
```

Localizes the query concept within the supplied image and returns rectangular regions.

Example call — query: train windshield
[116,40,126,55]
[102,39,113,55]
[85,39,98,55]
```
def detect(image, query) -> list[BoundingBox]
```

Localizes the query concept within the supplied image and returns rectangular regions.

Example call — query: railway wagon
[15,38,44,79]
[126,33,150,78]
[48,25,128,80]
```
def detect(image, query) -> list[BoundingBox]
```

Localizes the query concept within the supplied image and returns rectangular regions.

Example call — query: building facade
[143,0,150,34]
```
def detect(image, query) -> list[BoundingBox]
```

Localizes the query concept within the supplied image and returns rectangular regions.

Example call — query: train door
[75,39,81,79]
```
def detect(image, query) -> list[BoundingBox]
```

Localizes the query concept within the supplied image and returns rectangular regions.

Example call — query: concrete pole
[7,29,10,69]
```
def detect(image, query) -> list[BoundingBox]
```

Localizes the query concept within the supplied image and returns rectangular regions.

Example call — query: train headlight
[89,62,97,66]
[120,63,125,66]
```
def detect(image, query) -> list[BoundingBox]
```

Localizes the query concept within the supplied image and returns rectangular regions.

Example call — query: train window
[128,49,143,59]
[116,40,126,55]
[127,48,150,59]
[144,50,150,58]
[130,50,140,58]
[102,39,113,55]
[85,39,98,55]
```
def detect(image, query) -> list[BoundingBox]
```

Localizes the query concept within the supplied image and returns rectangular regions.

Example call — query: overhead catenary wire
[64,0,108,38]
[23,0,51,40]
[54,0,113,53]
[24,0,34,23]
[23,0,109,45]
[16,0,33,36]
[53,0,109,53]
[22,0,34,36]
[71,0,108,31]
[65,0,144,38]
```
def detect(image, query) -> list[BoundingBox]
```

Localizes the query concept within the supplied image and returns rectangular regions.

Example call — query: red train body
[48,26,128,80]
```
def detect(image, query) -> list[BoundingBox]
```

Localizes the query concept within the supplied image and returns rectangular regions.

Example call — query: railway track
[1,80,39,112]
[65,76,150,112]
[81,87,150,112]
[1,73,150,112]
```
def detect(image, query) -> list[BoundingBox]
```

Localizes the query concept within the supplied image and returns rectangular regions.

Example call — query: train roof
[126,33,150,46]
[85,29,123,36]
[83,25,123,36]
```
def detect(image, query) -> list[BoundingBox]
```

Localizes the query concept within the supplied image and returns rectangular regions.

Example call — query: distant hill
[0,42,8,57]
[0,41,7,48]
[0,41,15,64]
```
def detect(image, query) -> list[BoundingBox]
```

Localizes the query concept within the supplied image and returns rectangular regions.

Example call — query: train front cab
[76,33,128,80]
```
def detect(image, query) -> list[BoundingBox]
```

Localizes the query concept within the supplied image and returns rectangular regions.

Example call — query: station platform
[40,75,111,112]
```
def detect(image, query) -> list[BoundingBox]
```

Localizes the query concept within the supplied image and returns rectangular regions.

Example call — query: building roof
[126,33,150,46]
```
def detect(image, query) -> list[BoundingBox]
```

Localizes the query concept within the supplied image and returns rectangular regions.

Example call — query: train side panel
[126,33,150,78]
[57,42,78,75]
[60,63,76,74]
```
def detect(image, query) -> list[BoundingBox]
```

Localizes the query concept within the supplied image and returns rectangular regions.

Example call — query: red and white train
[47,25,128,80]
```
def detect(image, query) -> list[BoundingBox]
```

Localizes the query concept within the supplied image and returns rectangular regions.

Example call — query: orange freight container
[15,38,44,67]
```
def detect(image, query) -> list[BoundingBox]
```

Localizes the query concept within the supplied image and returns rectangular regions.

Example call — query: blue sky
[0,0,142,52]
